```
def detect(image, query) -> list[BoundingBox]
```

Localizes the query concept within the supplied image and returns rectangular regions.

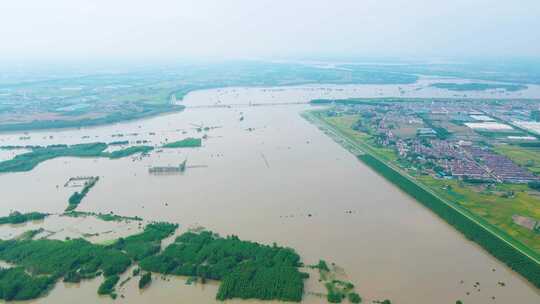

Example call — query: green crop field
[417,176,540,252]
[494,144,540,174]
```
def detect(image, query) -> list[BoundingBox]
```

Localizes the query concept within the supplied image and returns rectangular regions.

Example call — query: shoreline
[3,77,540,134]
[302,109,540,289]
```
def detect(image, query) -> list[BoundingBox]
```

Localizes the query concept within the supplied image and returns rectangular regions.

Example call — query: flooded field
[1,82,539,303]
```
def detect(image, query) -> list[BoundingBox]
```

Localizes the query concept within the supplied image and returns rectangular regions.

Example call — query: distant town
[324,98,540,184]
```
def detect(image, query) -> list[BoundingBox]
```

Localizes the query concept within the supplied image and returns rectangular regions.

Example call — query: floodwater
[0,80,539,304]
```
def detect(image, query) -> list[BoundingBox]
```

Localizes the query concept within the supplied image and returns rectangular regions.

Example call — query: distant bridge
[185,101,309,109]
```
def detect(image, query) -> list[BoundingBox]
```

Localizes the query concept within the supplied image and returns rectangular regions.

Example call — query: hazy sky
[1,0,539,62]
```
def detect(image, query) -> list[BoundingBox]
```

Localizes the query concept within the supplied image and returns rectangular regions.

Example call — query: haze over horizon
[1,0,540,63]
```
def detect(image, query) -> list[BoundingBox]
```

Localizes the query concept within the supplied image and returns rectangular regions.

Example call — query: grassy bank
[359,154,540,288]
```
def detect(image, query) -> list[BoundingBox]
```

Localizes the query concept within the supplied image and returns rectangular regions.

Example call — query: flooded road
[1,82,539,303]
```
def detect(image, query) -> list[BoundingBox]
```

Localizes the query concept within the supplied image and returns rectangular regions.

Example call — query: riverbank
[0,104,185,133]
[303,110,540,288]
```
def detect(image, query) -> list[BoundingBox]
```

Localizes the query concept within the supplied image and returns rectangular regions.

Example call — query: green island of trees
[162,137,202,148]
[325,280,355,303]
[138,231,308,302]
[103,145,154,159]
[98,274,120,298]
[138,272,152,289]
[0,143,108,173]
[348,292,362,303]
[0,267,56,301]
[66,177,99,211]
[0,223,316,302]
[358,154,540,288]
[0,142,156,173]
[0,137,205,173]
[0,211,48,225]
[62,211,142,222]
[311,259,361,303]
[0,222,177,300]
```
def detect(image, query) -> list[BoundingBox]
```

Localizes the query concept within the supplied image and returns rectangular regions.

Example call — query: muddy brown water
[0,81,539,303]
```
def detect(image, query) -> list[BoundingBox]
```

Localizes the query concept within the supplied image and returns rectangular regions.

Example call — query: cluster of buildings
[395,137,539,183]
[464,146,539,183]
[334,100,540,184]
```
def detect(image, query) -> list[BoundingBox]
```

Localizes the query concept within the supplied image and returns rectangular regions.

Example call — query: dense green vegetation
[139,231,307,302]
[0,142,157,173]
[112,222,178,261]
[311,259,360,304]
[348,292,362,303]
[326,280,355,303]
[0,219,315,302]
[98,274,120,296]
[529,181,540,191]
[66,177,99,211]
[104,145,154,159]
[429,82,527,92]
[162,137,202,148]
[0,267,56,301]
[0,238,131,277]
[0,238,130,299]
[358,154,540,288]
[0,224,313,301]
[0,143,107,173]
[0,222,178,300]
[0,211,48,225]
[139,272,152,289]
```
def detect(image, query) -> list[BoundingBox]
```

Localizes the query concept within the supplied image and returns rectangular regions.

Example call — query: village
[328,98,540,184]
